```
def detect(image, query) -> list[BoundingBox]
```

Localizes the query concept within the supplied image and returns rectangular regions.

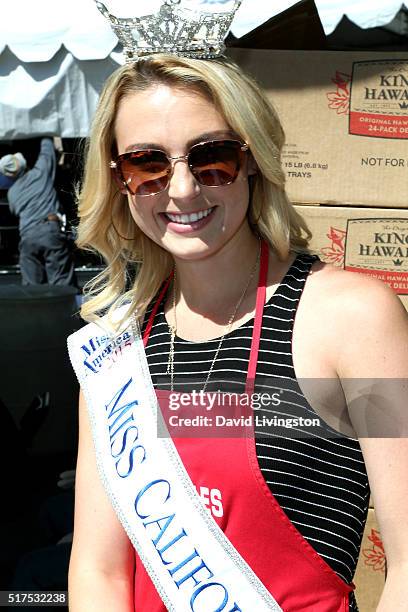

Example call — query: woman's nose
[167,158,201,201]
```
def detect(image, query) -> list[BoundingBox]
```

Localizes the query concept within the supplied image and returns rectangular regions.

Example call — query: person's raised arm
[33,138,56,179]
[336,276,408,611]
[68,391,135,611]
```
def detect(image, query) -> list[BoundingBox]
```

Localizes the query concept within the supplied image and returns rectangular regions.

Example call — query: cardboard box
[295,205,408,311]
[228,49,408,207]
[354,508,385,612]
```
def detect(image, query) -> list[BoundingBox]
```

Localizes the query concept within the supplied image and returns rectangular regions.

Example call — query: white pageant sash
[68,312,282,612]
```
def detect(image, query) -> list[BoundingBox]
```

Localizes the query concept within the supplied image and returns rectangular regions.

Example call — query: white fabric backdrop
[0,0,406,138]
[1,0,405,59]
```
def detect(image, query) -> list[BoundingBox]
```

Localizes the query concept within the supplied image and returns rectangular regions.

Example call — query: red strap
[143,240,269,388]
[142,271,173,347]
[246,240,268,394]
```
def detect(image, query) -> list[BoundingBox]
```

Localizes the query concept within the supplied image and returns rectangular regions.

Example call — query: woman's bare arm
[336,277,408,611]
[68,391,134,611]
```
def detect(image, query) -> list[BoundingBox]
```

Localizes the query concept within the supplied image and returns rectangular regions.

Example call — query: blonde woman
[68,55,408,611]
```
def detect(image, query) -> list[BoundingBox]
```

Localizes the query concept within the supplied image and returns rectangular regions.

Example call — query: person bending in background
[0,137,76,286]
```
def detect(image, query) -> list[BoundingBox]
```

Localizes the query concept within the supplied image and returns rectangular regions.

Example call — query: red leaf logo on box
[327,71,351,115]
[332,71,351,93]
[321,227,346,265]
[362,529,386,573]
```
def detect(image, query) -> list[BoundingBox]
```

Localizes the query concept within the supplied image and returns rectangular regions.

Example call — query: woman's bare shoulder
[306,259,405,316]
[303,259,408,376]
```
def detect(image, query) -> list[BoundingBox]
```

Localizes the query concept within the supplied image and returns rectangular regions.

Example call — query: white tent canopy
[0,0,406,139]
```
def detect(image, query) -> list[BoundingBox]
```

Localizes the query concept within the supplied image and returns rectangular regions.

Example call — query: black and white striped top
[142,253,369,611]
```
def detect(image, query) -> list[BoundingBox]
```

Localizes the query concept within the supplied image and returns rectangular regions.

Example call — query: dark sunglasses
[110,139,249,197]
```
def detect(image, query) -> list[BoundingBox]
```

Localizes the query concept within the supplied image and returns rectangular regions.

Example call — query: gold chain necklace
[166,239,261,392]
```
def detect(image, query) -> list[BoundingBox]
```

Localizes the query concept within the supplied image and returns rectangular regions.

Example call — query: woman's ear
[111,168,129,195]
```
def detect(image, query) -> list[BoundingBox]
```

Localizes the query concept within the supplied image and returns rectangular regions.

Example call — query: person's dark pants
[19,221,76,287]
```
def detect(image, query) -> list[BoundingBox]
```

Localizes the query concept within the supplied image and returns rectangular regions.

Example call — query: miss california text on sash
[67,5,408,610]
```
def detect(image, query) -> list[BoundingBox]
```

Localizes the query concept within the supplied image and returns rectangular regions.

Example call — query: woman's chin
[160,237,217,262]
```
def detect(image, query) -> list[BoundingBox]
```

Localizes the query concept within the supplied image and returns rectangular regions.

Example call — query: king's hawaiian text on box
[229,49,408,208]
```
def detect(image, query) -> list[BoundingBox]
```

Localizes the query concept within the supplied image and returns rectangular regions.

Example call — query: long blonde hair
[77,54,310,324]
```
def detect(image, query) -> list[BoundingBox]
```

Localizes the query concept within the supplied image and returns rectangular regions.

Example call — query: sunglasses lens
[119,150,170,196]
[189,141,242,186]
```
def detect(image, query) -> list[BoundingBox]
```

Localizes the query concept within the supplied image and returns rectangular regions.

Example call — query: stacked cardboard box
[228,48,408,609]
[354,500,385,611]
[293,205,408,311]
[228,49,408,312]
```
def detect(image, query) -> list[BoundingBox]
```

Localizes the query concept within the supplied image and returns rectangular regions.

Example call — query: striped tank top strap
[271,253,318,334]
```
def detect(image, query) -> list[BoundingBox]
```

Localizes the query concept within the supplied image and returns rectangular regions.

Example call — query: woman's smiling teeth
[165,207,214,224]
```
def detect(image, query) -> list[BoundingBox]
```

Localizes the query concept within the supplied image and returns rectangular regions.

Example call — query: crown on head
[96,0,242,62]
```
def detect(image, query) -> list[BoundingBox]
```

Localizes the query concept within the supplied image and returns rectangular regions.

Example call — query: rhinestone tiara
[95,0,242,62]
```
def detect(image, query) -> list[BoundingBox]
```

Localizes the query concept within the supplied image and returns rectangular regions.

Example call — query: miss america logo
[81,332,132,374]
